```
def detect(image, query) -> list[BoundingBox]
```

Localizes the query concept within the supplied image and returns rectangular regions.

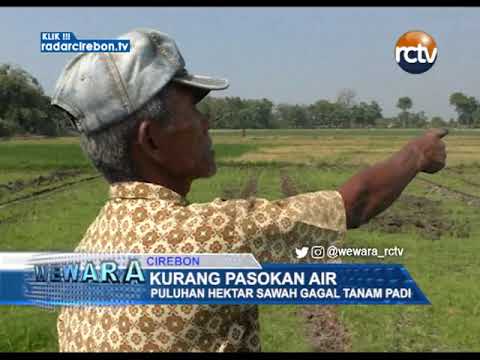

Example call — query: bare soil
[280,169,351,352]
[363,194,470,240]
[297,306,351,352]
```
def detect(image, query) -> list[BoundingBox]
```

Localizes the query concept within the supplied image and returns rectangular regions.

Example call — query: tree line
[0,64,478,137]
[199,90,476,130]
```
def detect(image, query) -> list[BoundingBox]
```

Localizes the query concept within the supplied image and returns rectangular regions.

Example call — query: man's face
[150,83,216,180]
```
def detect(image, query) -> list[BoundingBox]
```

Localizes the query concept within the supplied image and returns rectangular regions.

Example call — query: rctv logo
[395,31,438,74]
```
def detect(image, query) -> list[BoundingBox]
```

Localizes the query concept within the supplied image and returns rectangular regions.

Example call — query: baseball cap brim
[172,73,229,91]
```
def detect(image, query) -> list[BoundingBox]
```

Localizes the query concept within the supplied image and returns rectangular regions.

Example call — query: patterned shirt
[57,181,347,352]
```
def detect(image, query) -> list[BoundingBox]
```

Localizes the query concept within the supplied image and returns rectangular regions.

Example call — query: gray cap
[51,28,229,134]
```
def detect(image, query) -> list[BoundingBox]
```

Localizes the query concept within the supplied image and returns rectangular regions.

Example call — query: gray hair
[79,87,170,183]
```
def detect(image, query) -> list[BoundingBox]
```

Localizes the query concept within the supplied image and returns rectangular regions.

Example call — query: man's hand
[338,128,449,229]
[408,128,448,173]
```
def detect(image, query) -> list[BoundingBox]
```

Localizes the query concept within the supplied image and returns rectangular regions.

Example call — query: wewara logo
[395,31,438,74]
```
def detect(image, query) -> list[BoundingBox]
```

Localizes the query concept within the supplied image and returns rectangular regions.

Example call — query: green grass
[0,143,92,170]
[1,130,479,352]
[342,230,480,351]
[0,170,52,184]
[0,141,258,171]
[189,166,248,202]
[0,306,58,352]
[0,178,110,352]
[292,167,480,351]
[0,178,108,252]
[259,305,314,352]
[213,143,259,159]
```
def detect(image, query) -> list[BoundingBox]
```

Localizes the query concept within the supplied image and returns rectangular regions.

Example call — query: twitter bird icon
[295,247,309,259]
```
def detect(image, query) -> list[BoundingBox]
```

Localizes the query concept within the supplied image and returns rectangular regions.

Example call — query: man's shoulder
[184,196,275,218]
[184,191,345,219]
[178,197,236,220]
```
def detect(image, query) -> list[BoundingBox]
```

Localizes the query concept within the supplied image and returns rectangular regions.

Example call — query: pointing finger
[430,128,449,139]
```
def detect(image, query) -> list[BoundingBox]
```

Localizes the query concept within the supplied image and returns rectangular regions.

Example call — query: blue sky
[1,7,479,119]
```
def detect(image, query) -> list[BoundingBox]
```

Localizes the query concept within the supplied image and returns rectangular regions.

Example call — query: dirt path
[279,168,352,352]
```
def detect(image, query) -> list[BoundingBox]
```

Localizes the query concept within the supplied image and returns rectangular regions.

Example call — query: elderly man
[51,28,447,352]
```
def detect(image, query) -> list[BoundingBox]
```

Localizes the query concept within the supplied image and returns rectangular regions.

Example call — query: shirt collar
[110,181,187,204]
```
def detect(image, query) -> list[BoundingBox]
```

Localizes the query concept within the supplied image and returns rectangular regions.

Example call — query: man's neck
[137,172,192,197]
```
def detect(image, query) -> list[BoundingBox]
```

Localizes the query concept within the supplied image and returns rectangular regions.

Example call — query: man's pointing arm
[338,128,448,229]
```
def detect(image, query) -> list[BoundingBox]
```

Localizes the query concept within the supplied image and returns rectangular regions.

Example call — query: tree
[351,101,383,127]
[254,99,274,129]
[273,104,310,128]
[308,100,338,128]
[336,89,356,127]
[238,105,255,129]
[449,92,478,127]
[397,97,413,128]
[409,111,428,128]
[472,108,480,128]
[447,118,457,128]
[397,96,413,112]
[430,116,447,128]
[272,104,292,128]
[290,105,310,128]
[0,118,16,137]
[336,88,356,108]
[0,63,70,136]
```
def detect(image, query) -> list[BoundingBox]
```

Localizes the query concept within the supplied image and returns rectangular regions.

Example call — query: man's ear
[135,119,166,164]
